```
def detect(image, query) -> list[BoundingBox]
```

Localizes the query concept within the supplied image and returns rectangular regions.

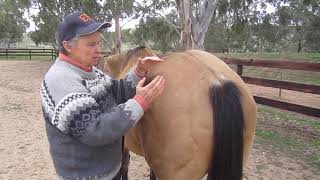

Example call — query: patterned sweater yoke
[40,59,144,180]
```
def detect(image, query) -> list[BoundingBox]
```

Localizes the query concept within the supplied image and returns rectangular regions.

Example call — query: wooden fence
[220,57,320,118]
[1,48,319,117]
[0,48,58,60]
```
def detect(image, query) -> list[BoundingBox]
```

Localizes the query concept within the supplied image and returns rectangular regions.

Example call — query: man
[40,11,165,180]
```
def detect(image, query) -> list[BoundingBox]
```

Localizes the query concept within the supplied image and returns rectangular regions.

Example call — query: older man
[40,11,165,180]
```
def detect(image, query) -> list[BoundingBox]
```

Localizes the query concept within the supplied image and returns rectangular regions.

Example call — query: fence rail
[0,48,58,60]
[242,76,320,95]
[222,58,320,72]
[220,57,320,118]
[1,49,319,117]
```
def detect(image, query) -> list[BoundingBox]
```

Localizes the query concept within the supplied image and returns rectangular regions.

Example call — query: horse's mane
[126,45,147,60]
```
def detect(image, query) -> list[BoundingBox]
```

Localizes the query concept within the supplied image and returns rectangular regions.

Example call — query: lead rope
[120,80,129,180]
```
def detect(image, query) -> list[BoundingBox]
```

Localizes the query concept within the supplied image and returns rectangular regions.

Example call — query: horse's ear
[157,53,165,58]
[138,45,146,49]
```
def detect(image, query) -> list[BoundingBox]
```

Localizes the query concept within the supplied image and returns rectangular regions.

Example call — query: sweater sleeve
[51,92,143,146]
[41,71,144,147]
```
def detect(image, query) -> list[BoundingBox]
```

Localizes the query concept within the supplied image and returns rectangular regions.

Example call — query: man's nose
[95,45,101,53]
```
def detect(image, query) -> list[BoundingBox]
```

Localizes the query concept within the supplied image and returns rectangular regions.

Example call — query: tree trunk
[297,39,302,53]
[115,14,121,53]
[176,0,218,50]
[178,0,192,50]
[191,0,218,49]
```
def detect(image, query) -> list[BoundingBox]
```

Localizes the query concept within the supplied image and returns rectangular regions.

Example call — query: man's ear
[62,41,72,53]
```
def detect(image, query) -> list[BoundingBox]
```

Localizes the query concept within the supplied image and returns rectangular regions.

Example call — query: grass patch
[255,129,320,168]
[256,105,320,169]
[258,105,320,131]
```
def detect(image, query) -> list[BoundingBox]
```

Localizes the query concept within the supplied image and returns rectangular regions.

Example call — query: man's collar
[59,53,92,72]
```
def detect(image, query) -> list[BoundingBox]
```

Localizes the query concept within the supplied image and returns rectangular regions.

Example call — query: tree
[176,0,218,50]
[26,0,111,48]
[26,0,137,51]
[304,16,320,52]
[132,15,180,52]
[0,0,29,47]
[204,22,229,52]
[203,0,320,53]
[204,0,257,52]
[104,0,135,53]
[267,0,320,52]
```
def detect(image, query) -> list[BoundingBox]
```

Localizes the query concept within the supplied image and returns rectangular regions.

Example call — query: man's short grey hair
[68,37,79,47]
[59,36,79,54]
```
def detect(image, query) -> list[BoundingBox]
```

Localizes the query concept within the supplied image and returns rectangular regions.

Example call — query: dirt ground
[0,61,319,180]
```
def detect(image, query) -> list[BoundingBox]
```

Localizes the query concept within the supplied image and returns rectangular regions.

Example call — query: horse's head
[103,46,155,79]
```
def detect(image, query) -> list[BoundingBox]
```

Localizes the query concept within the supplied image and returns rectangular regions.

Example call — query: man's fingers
[141,59,164,63]
[141,56,163,62]
[157,81,165,95]
[145,76,161,89]
[150,76,165,92]
[137,77,146,88]
[141,56,161,60]
[137,76,165,103]
[155,79,165,96]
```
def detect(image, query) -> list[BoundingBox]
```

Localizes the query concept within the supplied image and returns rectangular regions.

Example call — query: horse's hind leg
[121,148,130,180]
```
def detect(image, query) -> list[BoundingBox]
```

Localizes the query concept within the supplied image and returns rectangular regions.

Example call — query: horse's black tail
[207,79,244,180]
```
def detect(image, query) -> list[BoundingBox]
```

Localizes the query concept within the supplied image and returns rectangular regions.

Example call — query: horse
[100,46,257,180]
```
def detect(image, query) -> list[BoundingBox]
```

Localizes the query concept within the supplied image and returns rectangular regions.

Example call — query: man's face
[68,31,103,67]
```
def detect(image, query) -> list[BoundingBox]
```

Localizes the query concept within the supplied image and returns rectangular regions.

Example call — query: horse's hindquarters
[126,50,257,180]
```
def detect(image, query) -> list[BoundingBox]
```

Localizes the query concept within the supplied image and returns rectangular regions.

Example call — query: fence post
[279,69,283,98]
[55,49,59,59]
[237,64,243,76]
[6,49,8,59]
[29,49,32,60]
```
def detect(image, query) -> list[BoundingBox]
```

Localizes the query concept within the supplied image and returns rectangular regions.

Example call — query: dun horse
[99,46,257,180]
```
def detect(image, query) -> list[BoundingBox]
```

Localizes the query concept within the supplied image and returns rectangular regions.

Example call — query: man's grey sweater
[40,59,144,180]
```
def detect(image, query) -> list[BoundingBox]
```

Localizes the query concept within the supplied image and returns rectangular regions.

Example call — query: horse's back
[125,50,257,180]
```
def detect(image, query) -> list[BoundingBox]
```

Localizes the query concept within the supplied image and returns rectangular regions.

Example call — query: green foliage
[204,0,320,53]
[205,22,229,51]
[0,0,29,47]
[132,16,180,53]
[26,0,114,47]
[1,0,319,53]
[105,0,135,18]
[304,16,320,52]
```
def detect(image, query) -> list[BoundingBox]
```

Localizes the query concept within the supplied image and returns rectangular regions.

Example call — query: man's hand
[136,76,165,105]
[136,56,164,75]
